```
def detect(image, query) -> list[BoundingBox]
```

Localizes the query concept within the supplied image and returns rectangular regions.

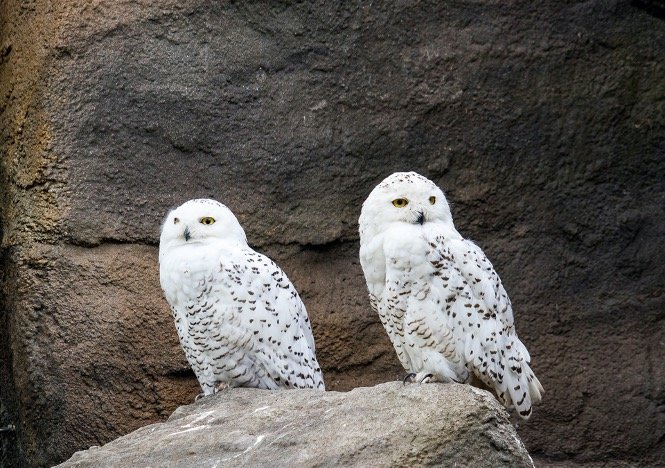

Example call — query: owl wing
[369,289,414,373]
[212,248,325,390]
[361,235,413,372]
[428,236,543,419]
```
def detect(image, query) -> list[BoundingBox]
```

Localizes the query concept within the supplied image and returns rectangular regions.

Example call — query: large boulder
[1,0,664,466]
[58,382,534,468]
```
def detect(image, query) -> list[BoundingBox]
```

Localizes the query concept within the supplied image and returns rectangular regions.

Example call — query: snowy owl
[159,199,325,395]
[359,172,543,419]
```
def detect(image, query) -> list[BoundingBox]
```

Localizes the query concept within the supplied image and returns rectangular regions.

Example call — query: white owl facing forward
[160,199,325,395]
[359,172,543,419]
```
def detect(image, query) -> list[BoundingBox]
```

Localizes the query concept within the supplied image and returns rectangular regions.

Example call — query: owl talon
[402,372,417,385]
[419,373,434,384]
[215,382,229,392]
[194,392,206,402]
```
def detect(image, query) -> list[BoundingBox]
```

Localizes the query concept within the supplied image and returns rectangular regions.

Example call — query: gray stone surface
[58,382,534,468]
[1,0,664,467]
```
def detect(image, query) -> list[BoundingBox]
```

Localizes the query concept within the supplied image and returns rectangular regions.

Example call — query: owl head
[160,199,248,255]
[359,171,453,241]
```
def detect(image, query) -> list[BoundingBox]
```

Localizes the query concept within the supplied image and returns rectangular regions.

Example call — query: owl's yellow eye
[429,196,436,205]
[173,217,180,224]
[392,198,409,208]
[200,217,216,225]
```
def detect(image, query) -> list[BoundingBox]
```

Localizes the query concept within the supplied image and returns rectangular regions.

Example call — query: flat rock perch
[58,382,534,467]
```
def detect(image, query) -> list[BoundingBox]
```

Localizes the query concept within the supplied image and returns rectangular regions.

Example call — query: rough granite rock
[1,0,664,467]
[57,382,534,468]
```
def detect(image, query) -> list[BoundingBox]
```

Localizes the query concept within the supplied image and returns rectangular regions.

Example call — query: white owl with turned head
[359,172,543,419]
[159,199,325,395]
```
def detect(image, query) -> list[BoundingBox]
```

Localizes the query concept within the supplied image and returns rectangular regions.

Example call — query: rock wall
[1,1,663,466]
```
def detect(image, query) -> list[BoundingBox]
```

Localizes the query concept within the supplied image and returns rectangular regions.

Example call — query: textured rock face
[58,382,535,468]
[1,0,664,467]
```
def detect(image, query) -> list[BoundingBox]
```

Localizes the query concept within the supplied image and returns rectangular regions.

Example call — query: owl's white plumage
[359,172,543,419]
[159,199,325,395]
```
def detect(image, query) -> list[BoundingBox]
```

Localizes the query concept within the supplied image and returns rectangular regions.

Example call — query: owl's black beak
[416,211,425,225]
[184,227,191,242]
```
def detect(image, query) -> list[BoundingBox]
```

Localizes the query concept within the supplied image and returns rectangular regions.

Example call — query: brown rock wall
[1,1,663,466]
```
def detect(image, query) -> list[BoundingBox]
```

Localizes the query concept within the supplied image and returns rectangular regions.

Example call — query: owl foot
[194,392,206,402]
[419,373,434,384]
[215,382,229,392]
[402,372,417,385]
[403,372,435,384]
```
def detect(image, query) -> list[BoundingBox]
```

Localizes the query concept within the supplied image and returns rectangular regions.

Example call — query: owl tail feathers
[528,371,545,404]
[504,362,544,420]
